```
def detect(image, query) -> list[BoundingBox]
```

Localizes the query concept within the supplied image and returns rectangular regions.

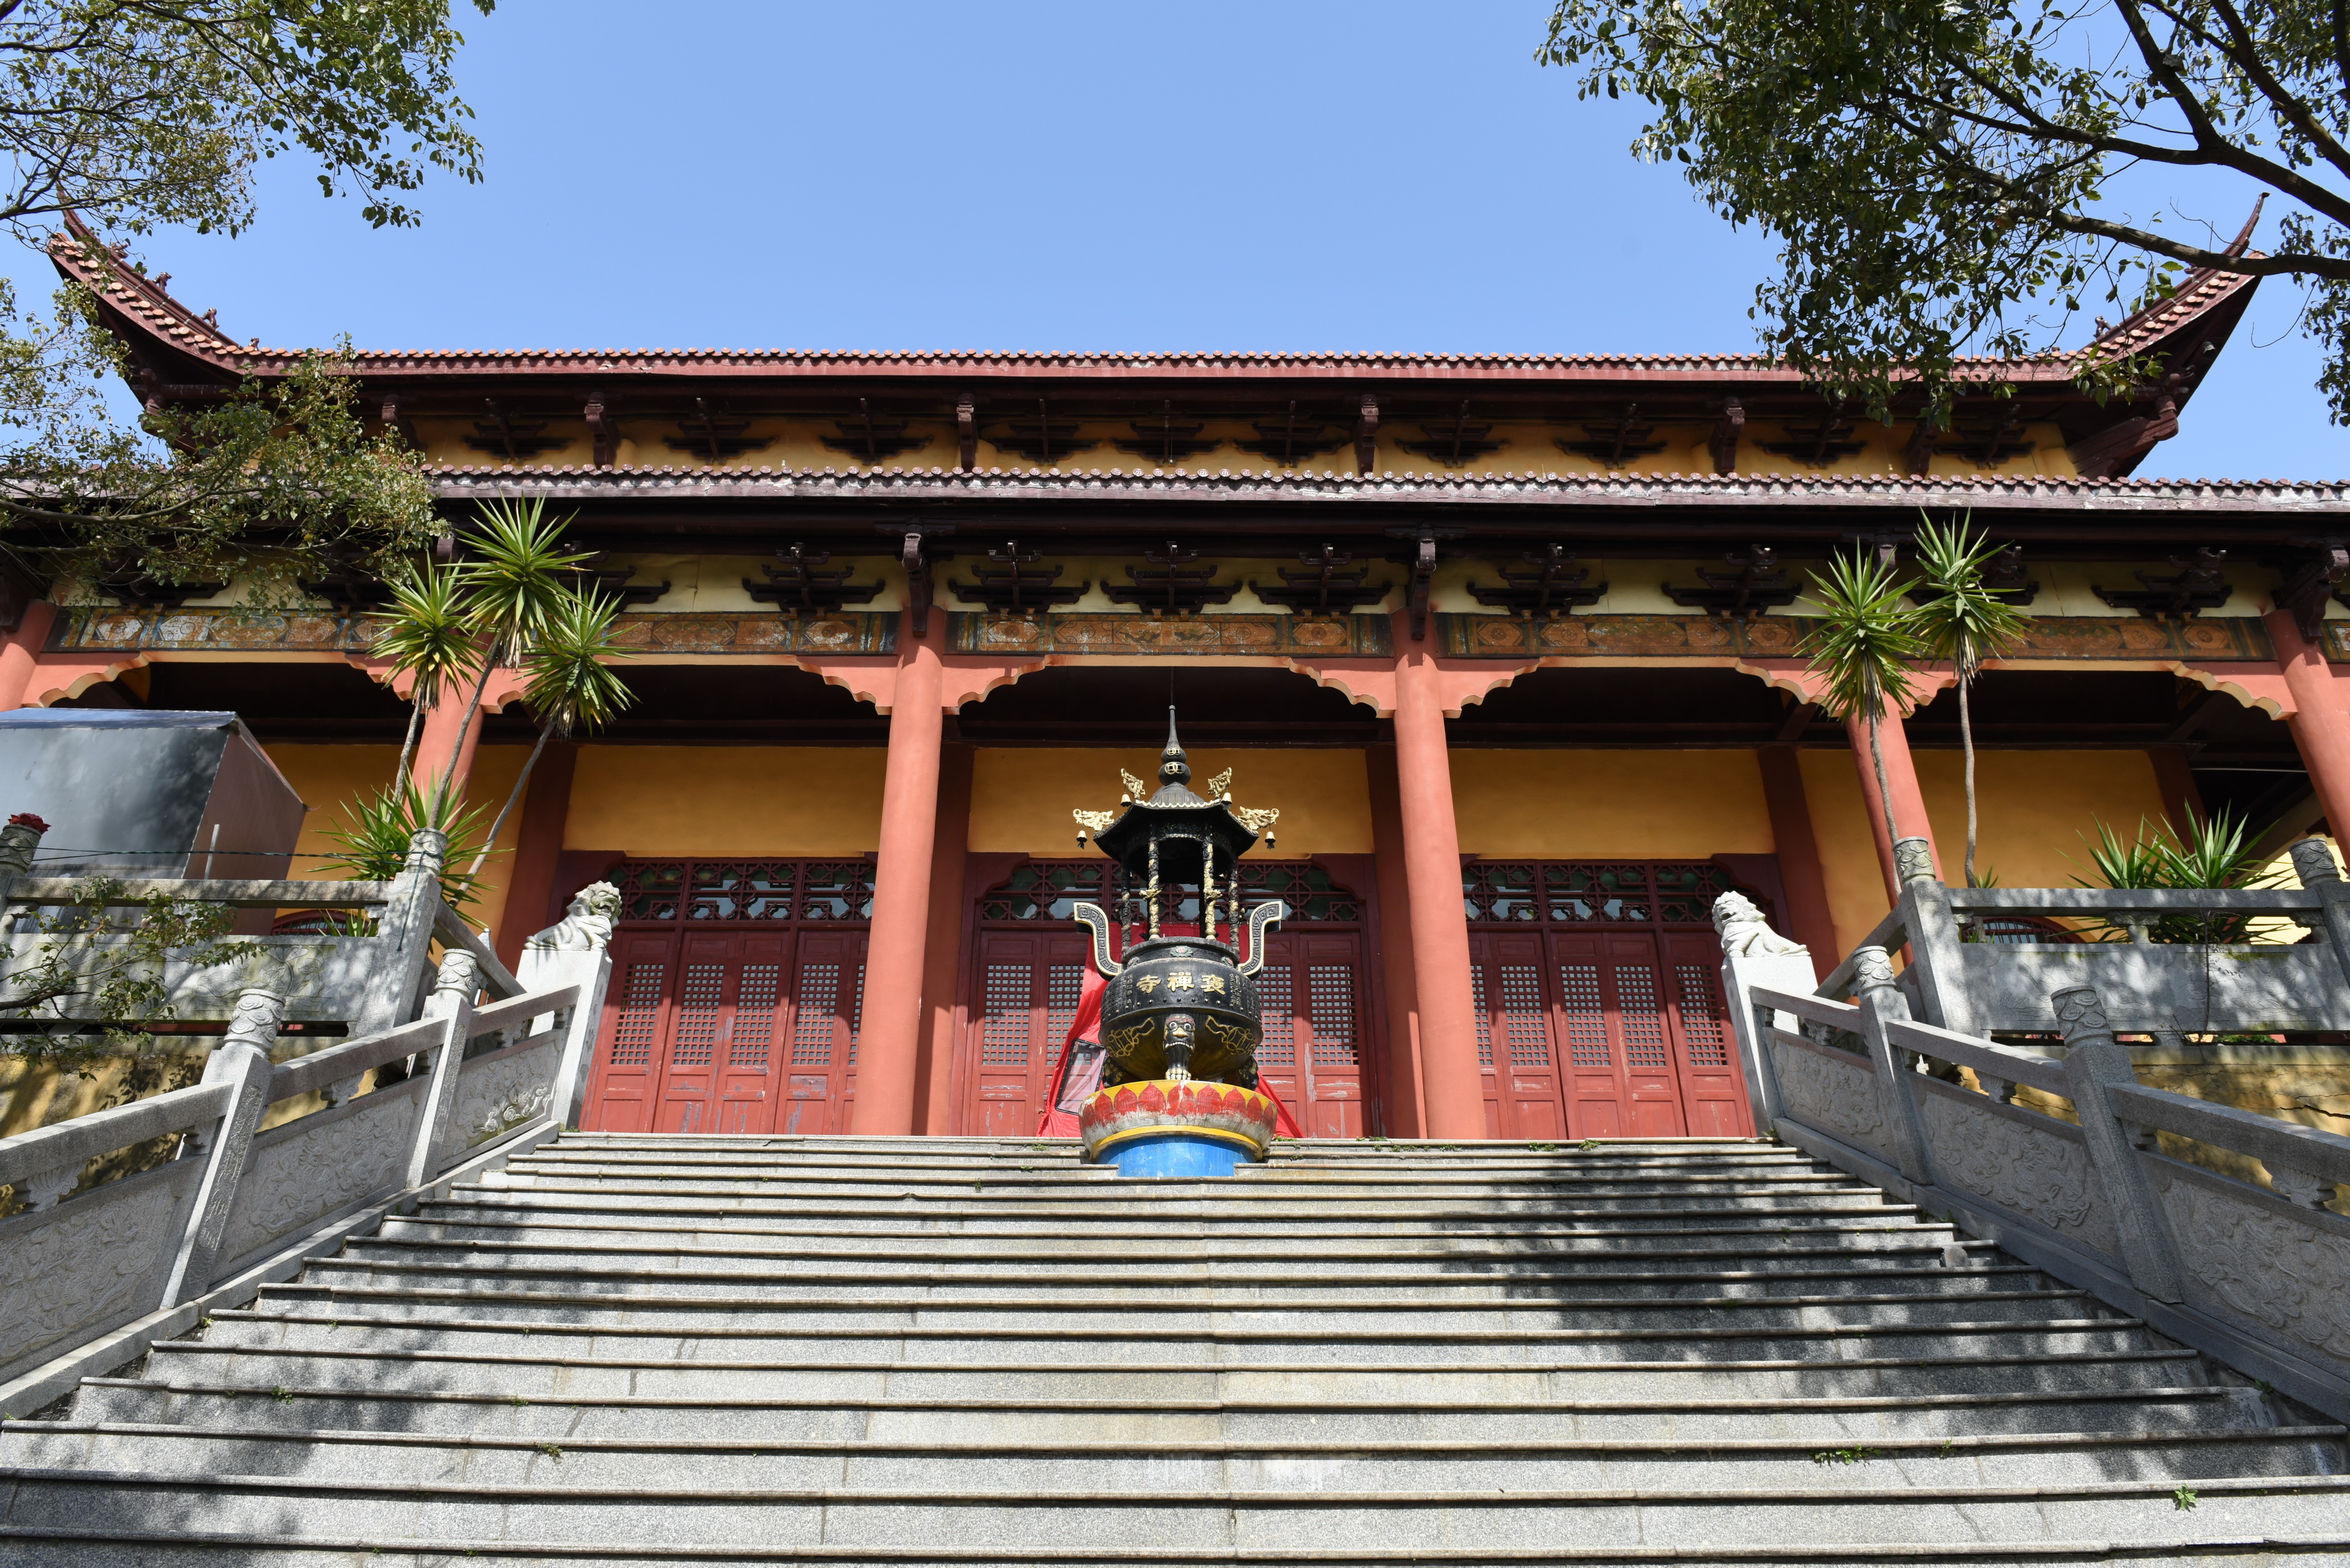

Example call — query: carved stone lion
[1712,891,1809,959]
[527,882,620,952]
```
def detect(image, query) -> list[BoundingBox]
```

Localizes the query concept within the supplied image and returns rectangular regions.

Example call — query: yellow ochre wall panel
[265,742,535,940]
[968,749,1371,857]
[565,746,888,856]
[1448,750,1774,859]
[1797,746,2173,955]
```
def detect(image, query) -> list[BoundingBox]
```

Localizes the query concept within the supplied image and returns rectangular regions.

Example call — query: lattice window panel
[1674,964,1731,1067]
[618,864,687,923]
[1238,862,1363,923]
[1046,964,1084,1050]
[731,962,781,1071]
[1307,964,1357,1067]
[686,862,753,921]
[800,862,874,921]
[1470,963,1491,1069]
[1546,864,1653,924]
[671,963,726,1067]
[982,964,1033,1065]
[1463,862,1540,922]
[1257,965,1295,1066]
[1498,964,1549,1068]
[608,962,665,1065]
[1559,962,1608,1067]
[793,963,841,1067]
[1616,964,1672,1071]
[979,863,1114,923]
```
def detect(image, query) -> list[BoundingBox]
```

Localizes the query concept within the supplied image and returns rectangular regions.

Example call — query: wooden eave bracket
[1709,398,1744,475]
[2278,538,2350,638]
[1355,394,1378,474]
[1384,526,1462,641]
[2094,547,2233,619]
[884,523,956,635]
[1466,544,1605,618]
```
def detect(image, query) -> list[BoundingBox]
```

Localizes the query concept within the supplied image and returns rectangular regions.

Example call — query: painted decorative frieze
[1439,613,2275,661]
[948,611,1392,657]
[49,608,898,656]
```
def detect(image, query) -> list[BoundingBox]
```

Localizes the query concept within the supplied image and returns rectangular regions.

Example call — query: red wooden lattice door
[969,931,1088,1136]
[1466,862,1755,1141]
[1254,930,1368,1139]
[961,859,1379,1135]
[580,860,871,1135]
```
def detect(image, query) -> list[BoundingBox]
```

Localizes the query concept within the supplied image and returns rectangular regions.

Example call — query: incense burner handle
[1235,900,1287,976]
[1072,902,1122,978]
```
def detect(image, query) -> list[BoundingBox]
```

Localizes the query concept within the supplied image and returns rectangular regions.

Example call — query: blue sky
[43,1,2344,479]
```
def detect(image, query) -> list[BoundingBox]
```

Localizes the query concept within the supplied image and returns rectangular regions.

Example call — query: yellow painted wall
[266,742,534,941]
[565,745,888,855]
[1797,746,2174,954]
[1448,749,1775,858]
[967,748,1371,857]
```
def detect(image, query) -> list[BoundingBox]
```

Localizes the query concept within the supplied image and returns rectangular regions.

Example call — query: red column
[1755,748,1840,978]
[1365,745,1426,1138]
[1847,700,1942,900]
[1390,621,1486,1140]
[413,689,491,796]
[2267,609,2350,837]
[0,602,58,710]
[914,741,974,1135]
[493,741,578,971]
[852,611,946,1135]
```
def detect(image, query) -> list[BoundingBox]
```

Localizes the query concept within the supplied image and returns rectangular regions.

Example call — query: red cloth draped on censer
[1036,959,1301,1139]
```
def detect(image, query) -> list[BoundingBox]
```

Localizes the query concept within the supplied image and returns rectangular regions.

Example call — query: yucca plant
[1802,550,1928,863]
[1908,513,2030,888]
[433,496,592,795]
[369,563,479,792]
[317,777,496,916]
[465,591,635,879]
[2076,809,2283,943]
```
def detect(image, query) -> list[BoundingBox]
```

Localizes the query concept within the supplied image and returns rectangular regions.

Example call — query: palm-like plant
[1801,550,1929,864]
[369,564,479,793]
[2078,809,2283,943]
[434,496,592,794]
[465,592,635,878]
[1908,513,2030,888]
[316,776,495,916]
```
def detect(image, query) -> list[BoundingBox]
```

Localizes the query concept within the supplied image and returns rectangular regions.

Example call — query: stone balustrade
[1722,850,2350,1423]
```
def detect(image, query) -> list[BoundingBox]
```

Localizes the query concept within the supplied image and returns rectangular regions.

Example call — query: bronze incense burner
[1069,711,1285,1089]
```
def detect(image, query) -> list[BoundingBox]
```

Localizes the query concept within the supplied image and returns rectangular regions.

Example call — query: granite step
[82,1346,2213,1409]
[51,1380,2278,1443]
[6,1420,2338,1490]
[7,1466,2350,1552]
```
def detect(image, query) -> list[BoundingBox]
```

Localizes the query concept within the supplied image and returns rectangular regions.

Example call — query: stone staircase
[3,1134,2348,1564]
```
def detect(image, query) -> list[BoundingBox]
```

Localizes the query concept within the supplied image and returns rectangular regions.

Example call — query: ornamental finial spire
[1157,705,1191,795]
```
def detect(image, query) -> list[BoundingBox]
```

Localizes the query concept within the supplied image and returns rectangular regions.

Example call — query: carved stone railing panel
[1768,1030,1900,1168]
[1938,943,2337,1036]
[1912,1076,2121,1262]
[2154,1156,2350,1371]
[444,1033,562,1165]
[214,1080,427,1274]
[0,1161,200,1385]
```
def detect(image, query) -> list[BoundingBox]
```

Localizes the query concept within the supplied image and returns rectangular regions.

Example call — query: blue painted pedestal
[1101,1131,1254,1179]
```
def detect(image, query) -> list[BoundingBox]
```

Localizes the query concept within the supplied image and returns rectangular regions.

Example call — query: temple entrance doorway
[1466,862,1756,1140]
[955,859,1381,1137]
[580,859,872,1134]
